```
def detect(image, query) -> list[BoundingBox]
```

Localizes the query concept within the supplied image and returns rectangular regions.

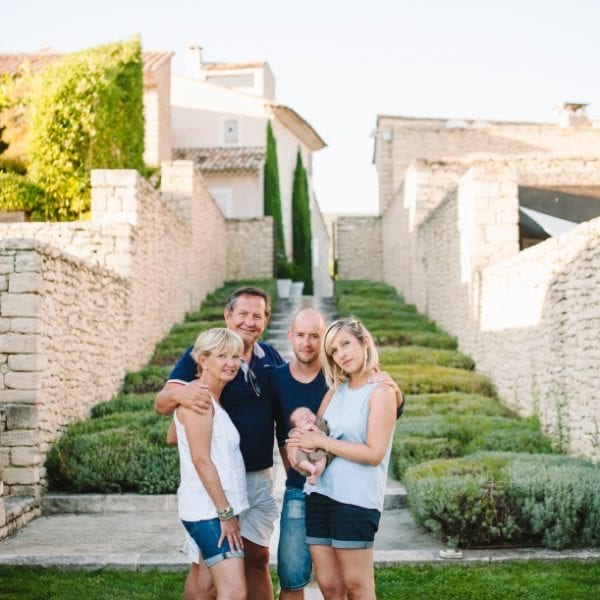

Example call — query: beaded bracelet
[217,505,235,521]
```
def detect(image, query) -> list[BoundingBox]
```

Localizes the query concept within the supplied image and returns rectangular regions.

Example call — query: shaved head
[289,308,327,366]
[291,308,327,333]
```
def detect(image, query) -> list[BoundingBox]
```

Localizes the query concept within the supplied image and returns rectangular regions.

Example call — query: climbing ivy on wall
[263,121,287,273]
[24,37,145,220]
[291,150,313,294]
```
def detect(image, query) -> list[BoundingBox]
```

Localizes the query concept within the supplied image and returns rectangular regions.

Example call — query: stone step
[42,480,406,515]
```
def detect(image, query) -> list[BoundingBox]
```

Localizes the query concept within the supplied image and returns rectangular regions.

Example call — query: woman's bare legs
[335,548,376,600]
[209,556,247,599]
[309,545,347,600]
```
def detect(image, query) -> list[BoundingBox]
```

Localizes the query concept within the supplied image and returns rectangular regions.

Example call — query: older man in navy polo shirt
[155,286,285,600]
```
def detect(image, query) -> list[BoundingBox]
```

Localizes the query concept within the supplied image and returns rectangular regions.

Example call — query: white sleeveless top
[175,398,248,521]
[304,382,393,511]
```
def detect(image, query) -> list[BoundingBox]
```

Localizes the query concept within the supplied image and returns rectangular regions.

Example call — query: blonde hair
[192,328,244,378]
[322,318,379,388]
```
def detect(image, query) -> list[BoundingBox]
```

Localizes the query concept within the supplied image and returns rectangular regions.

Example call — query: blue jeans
[277,487,312,590]
[182,517,244,568]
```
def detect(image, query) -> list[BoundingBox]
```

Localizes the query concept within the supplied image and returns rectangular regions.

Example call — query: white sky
[3,0,600,214]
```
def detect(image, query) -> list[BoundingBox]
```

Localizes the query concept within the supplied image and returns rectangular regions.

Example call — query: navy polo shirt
[168,342,285,472]
[271,363,328,489]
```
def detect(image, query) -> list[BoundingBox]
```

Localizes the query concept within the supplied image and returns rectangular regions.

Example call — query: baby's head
[289,406,317,428]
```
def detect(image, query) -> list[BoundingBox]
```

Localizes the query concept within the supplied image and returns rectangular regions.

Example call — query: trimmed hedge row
[46,409,178,494]
[379,346,475,370]
[391,415,554,479]
[406,452,600,549]
[386,364,495,396]
[335,280,457,349]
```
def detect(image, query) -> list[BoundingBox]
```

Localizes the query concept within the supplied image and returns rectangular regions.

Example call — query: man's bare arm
[154,381,213,415]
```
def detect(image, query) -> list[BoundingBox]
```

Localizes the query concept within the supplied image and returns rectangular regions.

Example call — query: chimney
[557,102,590,128]
[186,45,204,79]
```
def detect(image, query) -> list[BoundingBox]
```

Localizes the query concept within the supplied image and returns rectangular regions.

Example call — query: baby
[289,406,332,485]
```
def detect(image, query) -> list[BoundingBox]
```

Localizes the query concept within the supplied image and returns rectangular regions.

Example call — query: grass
[1,562,598,599]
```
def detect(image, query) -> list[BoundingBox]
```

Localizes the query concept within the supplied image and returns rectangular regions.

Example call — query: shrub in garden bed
[387,365,495,395]
[341,307,424,322]
[405,452,600,549]
[403,392,510,418]
[91,393,156,417]
[379,346,474,370]
[121,366,171,394]
[391,415,553,479]
[335,279,401,302]
[371,329,458,349]
[46,410,177,494]
[185,305,227,322]
[204,279,277,308]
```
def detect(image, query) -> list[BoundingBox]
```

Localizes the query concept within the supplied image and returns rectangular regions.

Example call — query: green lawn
[1,562,599,599]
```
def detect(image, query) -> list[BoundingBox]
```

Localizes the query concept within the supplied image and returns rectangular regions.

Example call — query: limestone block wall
[226,218,274,281]
[469,218,600,459]
[0,239,129,538]
[335,216,382,281]
[0,161,250,539]
[377,155,600,460]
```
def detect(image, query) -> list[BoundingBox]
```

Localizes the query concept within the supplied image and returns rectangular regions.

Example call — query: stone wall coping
[0,237,128,282]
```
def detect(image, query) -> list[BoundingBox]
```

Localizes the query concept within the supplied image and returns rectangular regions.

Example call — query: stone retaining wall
[0,161,274,540]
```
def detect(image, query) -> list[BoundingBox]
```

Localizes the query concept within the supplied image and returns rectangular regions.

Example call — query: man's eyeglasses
[240,361,261,397]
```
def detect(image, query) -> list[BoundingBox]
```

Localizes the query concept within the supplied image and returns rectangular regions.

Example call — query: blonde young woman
[287,318,398,600]
[175,328,248,600]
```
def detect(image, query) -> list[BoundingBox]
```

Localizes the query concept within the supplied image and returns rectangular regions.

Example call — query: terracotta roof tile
[0,50,172,76]
[173,147,266,173]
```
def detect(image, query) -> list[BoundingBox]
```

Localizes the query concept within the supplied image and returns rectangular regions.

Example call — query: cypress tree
[263,121,286,271]
[291,150,313,294]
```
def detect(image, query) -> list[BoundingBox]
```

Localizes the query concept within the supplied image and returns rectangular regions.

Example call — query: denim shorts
[182,517,244,568]
[277,487,312,590]
[186,468,278,563]
[305,493,381,549]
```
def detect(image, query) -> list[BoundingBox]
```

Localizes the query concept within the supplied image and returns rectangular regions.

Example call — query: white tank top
[175,398,248,521]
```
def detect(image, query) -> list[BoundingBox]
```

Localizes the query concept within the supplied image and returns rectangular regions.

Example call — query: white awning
[519,206,579,236]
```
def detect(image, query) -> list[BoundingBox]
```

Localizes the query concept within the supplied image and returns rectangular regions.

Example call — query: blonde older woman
[175,327,248,600]
[287,318,398,600]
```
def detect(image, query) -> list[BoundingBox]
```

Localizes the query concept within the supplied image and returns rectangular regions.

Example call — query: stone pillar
[90,169,143,278]
[160,160,197,224]
[0,242,43,500]
[457,164,519,283]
